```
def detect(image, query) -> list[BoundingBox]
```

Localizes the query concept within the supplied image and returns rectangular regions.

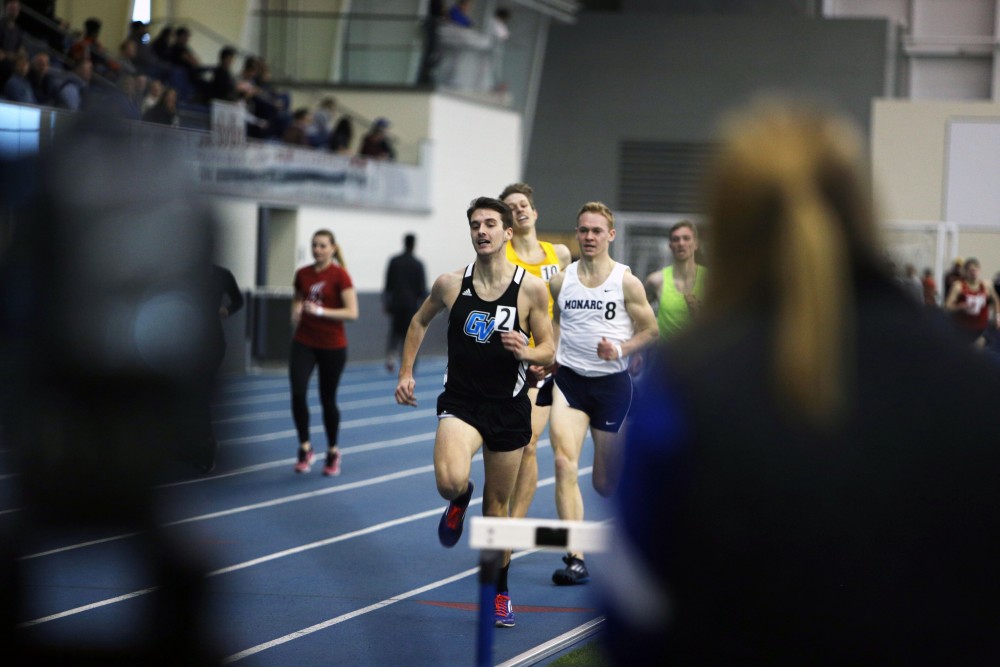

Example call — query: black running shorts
[436,391,532,452]
[552,366,633,434]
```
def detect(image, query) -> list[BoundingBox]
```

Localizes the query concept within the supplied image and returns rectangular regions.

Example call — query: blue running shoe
[552,554,590,585]
[437,480,474,548]
[494,592,515,628]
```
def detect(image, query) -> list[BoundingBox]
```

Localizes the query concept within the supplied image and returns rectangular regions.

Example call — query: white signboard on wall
[944,118,1000,228]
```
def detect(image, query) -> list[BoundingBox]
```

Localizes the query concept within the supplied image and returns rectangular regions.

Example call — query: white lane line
[497,617,606,667]
[162,464,438,528]
[17,474,593,632]
[209,504,457,576]
[19,587,160,628]
[213,378,442,408]
[20,461,456,560]
[212,392,424,412]
[219,411,441,445]
[17,502,470,628]
[160,431,440,488]
[213,406,436,427]
[221,548,540,664]
[18,472,584,629]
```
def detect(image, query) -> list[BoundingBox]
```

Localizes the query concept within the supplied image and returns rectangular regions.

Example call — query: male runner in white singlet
[544,202,658,586]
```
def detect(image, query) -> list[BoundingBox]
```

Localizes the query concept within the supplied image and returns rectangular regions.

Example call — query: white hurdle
[468,517,611,667]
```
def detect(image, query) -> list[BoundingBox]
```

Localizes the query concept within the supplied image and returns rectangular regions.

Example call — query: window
[132,0,151,25]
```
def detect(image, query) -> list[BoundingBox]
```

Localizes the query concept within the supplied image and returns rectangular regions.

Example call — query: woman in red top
[290,230,359,475]
[945,257,1000,346]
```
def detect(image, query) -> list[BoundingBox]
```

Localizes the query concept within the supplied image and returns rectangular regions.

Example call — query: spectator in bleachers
[55,56,91,110]
[254,58,290,136]
[68,18,120,77]
[126,20,148,47]
[142,85,179,127]
[241,57,289,140]
[234,55,260,98]
[166,26,200,75]
[448,0,474,27]
[150,25,173,64]
[127,21,163,80]
[207,45,238,102]
[141,76,162,114]
[1,0,24,60]
[328,114,353,154]
[417,0,445,85]
[117,38,140,77]
[27,51,54,104]
[235,56,270,138]
[165,26,204,101]
[306,96,336,147]
[359,117,396,160]
[281,107,312,146]
[2,50,33,102]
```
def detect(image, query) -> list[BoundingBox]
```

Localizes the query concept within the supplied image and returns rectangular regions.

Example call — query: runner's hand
[395,376,417,407]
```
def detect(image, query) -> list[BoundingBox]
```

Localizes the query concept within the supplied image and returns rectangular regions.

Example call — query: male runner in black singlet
[395,196,554,628]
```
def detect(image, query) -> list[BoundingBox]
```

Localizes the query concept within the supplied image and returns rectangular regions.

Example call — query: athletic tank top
[954,281,990,332]
[657,265,707,341]
[556,261,633,377]
[444,263,529,399]
[506,240,561,317]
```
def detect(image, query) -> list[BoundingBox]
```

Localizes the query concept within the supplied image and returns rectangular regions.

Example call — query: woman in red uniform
[290,229,359,475]
[945,257,1000,346]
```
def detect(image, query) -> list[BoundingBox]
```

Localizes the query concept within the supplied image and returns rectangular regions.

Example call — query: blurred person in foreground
[603,99,1000,666]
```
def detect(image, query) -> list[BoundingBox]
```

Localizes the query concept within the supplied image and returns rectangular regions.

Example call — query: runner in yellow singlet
[500,183,572,520]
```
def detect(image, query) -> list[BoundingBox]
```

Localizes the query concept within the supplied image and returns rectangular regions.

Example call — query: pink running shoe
[323,450,341,477]
[294,448,315,473]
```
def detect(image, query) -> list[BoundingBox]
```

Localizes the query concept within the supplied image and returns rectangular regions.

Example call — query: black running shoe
[437,480,474,548]
[552,554,590,585]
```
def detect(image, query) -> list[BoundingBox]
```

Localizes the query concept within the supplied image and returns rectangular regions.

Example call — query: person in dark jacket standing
[382,233,427,372]
[604,98,1000,666]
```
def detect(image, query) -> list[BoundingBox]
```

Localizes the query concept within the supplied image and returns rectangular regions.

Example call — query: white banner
[211,100,248,146]
[195,142,431,212]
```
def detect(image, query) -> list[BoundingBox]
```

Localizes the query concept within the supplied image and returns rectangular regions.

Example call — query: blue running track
[1,357,611,666]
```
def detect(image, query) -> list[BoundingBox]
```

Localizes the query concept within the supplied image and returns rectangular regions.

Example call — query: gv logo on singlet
[463,306,516,343]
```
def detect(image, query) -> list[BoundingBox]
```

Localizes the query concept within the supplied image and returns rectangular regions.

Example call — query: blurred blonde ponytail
[775,177,851,423]
[703,99,875,427]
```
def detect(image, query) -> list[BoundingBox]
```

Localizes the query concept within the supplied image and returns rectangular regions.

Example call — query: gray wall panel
[525,14,890,228]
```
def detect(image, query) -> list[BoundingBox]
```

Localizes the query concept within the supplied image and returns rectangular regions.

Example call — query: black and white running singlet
[444,263,529,400]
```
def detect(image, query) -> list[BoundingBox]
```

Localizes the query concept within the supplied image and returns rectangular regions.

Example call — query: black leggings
[289,341,347,448]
